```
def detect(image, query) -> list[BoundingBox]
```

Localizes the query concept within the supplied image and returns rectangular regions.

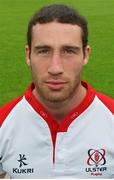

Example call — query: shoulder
[82,81,114,114]
[96,92,114,114]
[0,96,23,127]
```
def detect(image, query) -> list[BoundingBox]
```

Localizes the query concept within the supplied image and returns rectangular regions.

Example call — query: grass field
[0,0,114,106]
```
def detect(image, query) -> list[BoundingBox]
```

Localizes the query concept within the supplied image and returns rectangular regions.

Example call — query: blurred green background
[0,0,114,106]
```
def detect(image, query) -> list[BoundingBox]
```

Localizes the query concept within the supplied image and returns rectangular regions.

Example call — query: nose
[48,54,64,75]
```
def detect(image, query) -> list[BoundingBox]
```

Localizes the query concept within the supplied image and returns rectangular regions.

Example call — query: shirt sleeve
[0,160,6,177]
[0,129,7,177]
[0,126,3,175]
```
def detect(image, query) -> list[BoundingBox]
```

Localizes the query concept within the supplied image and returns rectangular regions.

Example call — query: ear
[83,45,91,65]
[25,45,31,66]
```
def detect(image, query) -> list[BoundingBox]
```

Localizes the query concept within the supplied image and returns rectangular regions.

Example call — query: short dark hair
[27,4,88,52]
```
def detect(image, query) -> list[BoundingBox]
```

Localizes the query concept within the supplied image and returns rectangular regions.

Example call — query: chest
[1,111,114,179]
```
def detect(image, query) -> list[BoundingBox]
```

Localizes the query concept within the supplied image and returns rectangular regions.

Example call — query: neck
[33,82,87,124]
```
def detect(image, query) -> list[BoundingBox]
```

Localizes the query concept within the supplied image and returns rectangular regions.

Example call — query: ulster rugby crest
[85,149,107,177]
[87,149,106,166]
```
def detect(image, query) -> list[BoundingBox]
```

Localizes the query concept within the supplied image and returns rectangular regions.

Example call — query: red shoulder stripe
[0,96,23,127]
[96,92,114,114]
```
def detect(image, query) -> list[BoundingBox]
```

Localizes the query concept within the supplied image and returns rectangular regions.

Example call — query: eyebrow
[63,45,80,50]
[34,45,80,49]
[34,45,50,50]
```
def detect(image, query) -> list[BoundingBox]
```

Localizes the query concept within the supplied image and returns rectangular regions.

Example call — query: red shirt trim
[0,96,23,127]
[24,81,96,162]
[96,92,114,114]
[25,82,95,132]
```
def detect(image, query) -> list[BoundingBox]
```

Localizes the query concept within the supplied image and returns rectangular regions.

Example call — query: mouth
[45,81,67,91]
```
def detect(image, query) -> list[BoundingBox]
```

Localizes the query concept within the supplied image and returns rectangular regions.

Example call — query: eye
[63,48,78,55]
[37,49,49,55]
[65,49,75,54]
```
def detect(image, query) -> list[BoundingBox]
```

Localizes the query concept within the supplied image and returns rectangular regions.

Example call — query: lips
[45,81,67,91]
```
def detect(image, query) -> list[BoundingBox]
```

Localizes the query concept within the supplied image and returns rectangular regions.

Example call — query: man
[0,4,114,179]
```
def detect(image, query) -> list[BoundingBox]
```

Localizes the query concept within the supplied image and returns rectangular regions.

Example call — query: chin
[44,91,70,103]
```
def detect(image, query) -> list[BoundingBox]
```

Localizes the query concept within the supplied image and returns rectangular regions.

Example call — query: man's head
[27,4,88,54]
[25,4,90,104]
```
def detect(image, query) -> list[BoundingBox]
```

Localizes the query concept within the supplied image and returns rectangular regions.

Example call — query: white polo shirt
[0,82,114,178]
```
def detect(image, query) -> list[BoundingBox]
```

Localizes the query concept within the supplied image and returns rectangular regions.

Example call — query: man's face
[26,22,90,103]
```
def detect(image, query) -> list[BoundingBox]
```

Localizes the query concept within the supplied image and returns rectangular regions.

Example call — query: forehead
[32,22,82,46]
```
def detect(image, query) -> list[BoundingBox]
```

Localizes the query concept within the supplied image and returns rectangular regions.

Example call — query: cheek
[65,62,83,76]
[31,59,49,75]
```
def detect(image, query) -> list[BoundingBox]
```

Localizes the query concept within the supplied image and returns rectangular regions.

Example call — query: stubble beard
[33,75,81,104]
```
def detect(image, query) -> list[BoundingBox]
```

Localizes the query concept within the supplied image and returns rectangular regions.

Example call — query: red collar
[25,81,95,132]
